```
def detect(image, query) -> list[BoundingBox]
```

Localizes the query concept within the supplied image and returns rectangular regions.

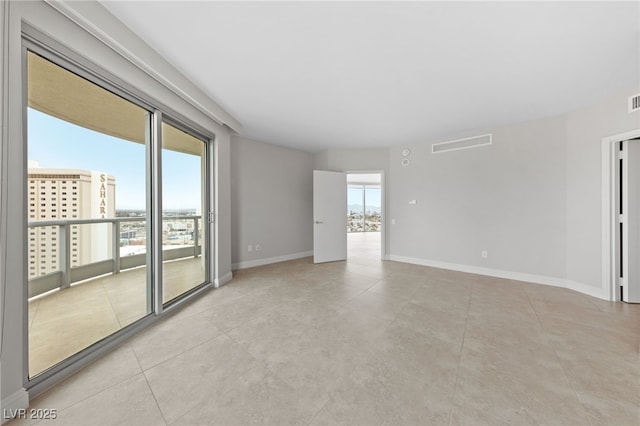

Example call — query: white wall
[231,136,314,268]
[315,148,389,173]
[565,89,640,293]
[388,116,567,282]
[215,132,233,284]
[384,88,640,297]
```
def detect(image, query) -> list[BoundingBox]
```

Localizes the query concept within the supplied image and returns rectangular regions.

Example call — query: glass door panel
[161,122,207,304]
[347,185,364,232]
[364,186,381,231]
[26,51,151,377]
[347,184,381,232]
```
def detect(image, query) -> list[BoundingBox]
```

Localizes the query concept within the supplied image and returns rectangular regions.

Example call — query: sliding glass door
[26,50,152,376]
[25,46,214,378]
[161,122,208,304]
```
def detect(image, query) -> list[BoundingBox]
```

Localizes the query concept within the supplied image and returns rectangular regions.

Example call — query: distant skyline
[28,108,202,210]
[347,186,381,213]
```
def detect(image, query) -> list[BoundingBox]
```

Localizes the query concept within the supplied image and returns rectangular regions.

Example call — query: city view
[117,209,202,258]
[27,105,204,276]
[347,184,382,232]
[347,204,382,232]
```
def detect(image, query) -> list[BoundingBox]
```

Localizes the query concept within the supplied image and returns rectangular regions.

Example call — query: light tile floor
[29,258,205,376]
[12,233,640,425]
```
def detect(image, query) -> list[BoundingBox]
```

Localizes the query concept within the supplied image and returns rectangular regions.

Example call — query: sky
[28,108,202,210]
[347,186,381,212]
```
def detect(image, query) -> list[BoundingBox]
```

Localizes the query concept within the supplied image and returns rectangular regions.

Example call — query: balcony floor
[28,257,204,376]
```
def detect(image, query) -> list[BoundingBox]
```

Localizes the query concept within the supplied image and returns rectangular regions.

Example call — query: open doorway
[346,172,383,261]
[602,130,640,302]
[613,138,640,303]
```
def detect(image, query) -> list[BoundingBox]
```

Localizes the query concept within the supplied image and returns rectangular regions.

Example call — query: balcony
[28,216,202,298]
[27,216,205,376]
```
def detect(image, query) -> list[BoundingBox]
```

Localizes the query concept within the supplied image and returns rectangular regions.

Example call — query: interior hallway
[11,238,640,425]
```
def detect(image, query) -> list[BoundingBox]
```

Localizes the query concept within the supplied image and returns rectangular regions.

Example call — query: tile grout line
[306,397,331,426]
[131,318,242,426]
[27,299,40,333]
[154,325,266,426]
[522,286,595,426]
[447,278,474,426]
[100,279,127,329]
[33,360,146,423]
[134,349,170,426]
[134,315,226,372]
[217,292,361,426]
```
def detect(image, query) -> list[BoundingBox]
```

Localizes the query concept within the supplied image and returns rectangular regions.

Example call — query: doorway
[602,130,640,302]
[346,172,383,261]
[614,138,640,303]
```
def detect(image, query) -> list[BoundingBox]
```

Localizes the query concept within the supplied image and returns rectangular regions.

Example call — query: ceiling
[100,1,640,153]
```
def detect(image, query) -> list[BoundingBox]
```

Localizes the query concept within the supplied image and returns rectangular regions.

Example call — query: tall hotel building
[27,168,116,278]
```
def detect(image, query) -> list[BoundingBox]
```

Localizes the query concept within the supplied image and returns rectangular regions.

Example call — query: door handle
[315,220,323,224]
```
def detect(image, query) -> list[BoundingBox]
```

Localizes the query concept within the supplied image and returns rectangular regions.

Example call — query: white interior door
[621,139,640,302]
[313,170,347,263]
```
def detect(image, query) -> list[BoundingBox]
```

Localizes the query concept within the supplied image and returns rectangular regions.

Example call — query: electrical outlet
[481,250,488,259]
[255,244,261,251]
[248,245,253,252]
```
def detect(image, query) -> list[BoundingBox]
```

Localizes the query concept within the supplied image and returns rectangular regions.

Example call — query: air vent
[629,93,640,113]
[432,133,492,154]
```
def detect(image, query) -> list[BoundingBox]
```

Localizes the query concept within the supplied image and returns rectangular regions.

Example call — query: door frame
[601,129,640,301]
[345,170,386,260]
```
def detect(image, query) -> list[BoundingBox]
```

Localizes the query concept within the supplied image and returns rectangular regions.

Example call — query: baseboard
[565,280,607,300]
[1,388,29,424]
[232,251,313,270]
[386,255,608,300]
[214,271,233,288]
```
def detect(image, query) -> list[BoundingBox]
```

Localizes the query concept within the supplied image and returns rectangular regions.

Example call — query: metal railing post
[193,217,198,258]
[60,223,71,289]
[112,220,120,274]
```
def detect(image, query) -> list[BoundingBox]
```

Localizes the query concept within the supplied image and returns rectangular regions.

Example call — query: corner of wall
[215,131,232,282]
[214,271,233,288]
[230,137,314,268]
[313,150,329,170]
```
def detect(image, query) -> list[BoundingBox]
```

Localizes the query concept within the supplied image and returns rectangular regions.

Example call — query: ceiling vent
[629,93,640,113]
[432,133,492,154]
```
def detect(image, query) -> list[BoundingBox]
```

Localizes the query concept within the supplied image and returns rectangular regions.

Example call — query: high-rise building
[27,168,116,278]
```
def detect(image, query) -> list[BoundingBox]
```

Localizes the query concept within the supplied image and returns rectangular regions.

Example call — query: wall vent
[629,93,640,113]
[432,133,492,154]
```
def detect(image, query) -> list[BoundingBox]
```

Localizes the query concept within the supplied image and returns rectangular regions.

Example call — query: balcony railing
[28,216,202,298]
